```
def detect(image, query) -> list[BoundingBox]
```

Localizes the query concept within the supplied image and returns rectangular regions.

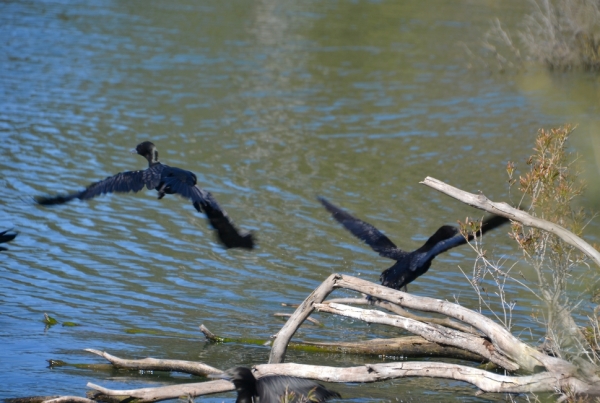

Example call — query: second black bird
[319,196,508,292]
[37,141,254,249]
[212,366,341,403]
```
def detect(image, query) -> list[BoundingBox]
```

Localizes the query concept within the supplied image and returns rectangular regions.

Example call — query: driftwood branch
[253,362,576,394]
[325,297,479,334]
[86,380,233,402]
[42,398,95,403]
[84,349,223,376]
[268,274,547,371]
[200,323,484,361]
[84,360,600,399]
[334,275,581,374]
[314,303,517,370]
[420,176,600,267]
[269,273,339,363]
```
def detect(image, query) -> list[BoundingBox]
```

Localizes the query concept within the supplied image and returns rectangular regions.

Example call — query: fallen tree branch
[254,362,600,396]
[269,273,339,363]
[325,297,479,334]
[314,303,517,370]
[86,380,233,402]
[5,397,61,403]
[42,398,95,403]
[84,361,600,400]
[333,275,579,374]
[296,337,485,361]
[420,176,600,267]
[84,349,222,376]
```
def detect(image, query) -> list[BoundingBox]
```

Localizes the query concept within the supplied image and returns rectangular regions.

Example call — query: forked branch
[420,176,600,267]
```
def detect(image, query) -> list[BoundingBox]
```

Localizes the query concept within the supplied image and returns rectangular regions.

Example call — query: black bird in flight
[212,366,341,403]
[0,228,17,245]
[319,196,508,292]
[37,141,255,249]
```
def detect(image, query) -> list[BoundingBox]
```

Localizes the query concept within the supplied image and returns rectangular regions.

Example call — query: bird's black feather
[0,228,17,244]
[37,141,254,249]
[319,196,508,292]
[215,367,340,403]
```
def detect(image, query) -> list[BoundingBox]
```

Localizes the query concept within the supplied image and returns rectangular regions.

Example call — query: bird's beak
[130,148,137,154]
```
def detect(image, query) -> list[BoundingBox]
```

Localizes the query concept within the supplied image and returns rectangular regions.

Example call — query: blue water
[1,0,599,401]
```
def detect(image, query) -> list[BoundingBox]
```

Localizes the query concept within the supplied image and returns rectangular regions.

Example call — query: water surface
[2,0,600,401]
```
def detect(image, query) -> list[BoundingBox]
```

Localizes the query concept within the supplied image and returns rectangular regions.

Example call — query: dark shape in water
[0,228,17,244]
[37,141,254,249]
[0,228,17,252]
[212,366,341,403]
[319,196,508,292]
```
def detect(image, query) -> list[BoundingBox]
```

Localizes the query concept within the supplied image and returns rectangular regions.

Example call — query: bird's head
[132,141,158,164]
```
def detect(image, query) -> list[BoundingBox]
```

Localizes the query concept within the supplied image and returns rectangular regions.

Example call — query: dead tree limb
[420,176,600,267]
[314,302,517,370]
[84,349,222,376]
[85,361,600,399]
[325,297,479,334]
[269,273,339,363]
[42,398,95,403]
[254,362,600,396]
[86,381,233,402]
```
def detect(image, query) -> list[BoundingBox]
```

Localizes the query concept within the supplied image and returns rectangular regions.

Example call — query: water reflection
[1,0,598,401]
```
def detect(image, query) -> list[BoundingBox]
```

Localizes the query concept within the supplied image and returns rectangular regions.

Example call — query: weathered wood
[43,398,95,403]
[84,349,222,376]
[254,362,600,396]
[325,297,479,334]
[420,176,600,267]
[86,380,234,402]
[315,303,517,370]
[269,273,339,363]
[331,274,550,373]
[295,337,485,360]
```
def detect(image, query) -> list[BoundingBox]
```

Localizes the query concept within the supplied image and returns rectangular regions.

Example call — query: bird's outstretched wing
[180,184,254,250]
[318,196,406,260]
[258,375,341,403]
[37,168,162,205]
[0,229,17,244]
[414,214,510,268]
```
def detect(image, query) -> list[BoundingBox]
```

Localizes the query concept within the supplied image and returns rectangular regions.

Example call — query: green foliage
[43,313,58,326]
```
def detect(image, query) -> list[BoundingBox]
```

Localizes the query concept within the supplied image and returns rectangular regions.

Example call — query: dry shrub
[477,0,600,71]
[520,0,600,71]
[508,125,600,363]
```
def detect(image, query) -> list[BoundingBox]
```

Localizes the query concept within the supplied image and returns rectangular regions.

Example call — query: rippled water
[2,0,600,402]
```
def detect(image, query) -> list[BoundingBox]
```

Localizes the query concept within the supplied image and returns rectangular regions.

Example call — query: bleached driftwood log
[420,176,600,267]
[314,302,517,370]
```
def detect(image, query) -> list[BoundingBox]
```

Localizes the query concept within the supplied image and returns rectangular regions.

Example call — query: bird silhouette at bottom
[36,141,254,249]
[211,366,341,403]
[319,196,509,293]
[0,229,17,251]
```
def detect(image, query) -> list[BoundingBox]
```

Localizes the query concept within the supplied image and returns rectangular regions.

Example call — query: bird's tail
[36,193,79,205]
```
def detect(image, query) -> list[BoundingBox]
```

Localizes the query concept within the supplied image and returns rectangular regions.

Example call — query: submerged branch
[84,349,222,376]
